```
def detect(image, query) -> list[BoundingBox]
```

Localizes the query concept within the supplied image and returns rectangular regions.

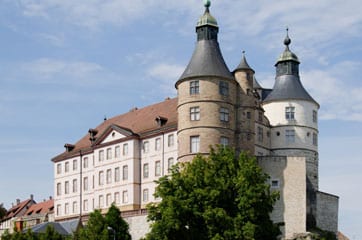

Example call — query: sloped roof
[3,199,35,220]
[52,97,178,161]
[24,199,54,216]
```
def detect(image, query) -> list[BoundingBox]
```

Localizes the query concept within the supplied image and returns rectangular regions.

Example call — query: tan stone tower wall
[177,77,237,162]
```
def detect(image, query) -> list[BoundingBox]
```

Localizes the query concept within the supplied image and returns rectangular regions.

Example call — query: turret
[176,0,237,162]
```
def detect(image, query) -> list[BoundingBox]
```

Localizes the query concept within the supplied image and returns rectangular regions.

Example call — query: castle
[52,2,339,239]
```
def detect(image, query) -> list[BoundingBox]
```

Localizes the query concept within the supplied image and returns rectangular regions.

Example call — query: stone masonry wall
[316,191,339,233]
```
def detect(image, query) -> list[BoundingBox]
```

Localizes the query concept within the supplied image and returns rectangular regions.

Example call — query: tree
[78,209,108,240]
[105,204,131,240]
[146,147,280,240]
[0,203,7,220]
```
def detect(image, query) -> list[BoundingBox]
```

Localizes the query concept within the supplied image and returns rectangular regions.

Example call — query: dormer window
[88,128,98,143]
[64,144,75,152]
[285,106,295,120]
[155,116,168,127]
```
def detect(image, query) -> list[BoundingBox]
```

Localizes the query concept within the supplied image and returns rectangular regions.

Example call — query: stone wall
[125,213,149,240]
[316,191,339,233]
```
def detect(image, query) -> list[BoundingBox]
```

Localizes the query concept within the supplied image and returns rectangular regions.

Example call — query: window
[72,179,77,193]
[258,111,263,122]
[122,191,128,203]
[220,107,229,122]
[155,138,161,151]
[257,127,263,142]
[114,192,120,204]
[143,163,149,178]
[57,183,61,196]
[106,148,112,160]
[219,81,229,96]
[313,133,318,146]
[65,181,69,194]
[83,200,88,211]
[271,179,280,188]
[99,171,104,186]
[155,161,161,176]
[106,169,112,184]
[56,204,61,216]
[143,189,149,202]
[64,203,69,215]
[143,141,149,153]
[123,165,128,180]
[99,150,104,162]
[83,177,88,191]
[83,157,88,169]
[313,110,317,123]
[246,111,251,119]
[65,162,69,173]
[190,136,200,153]
[167,158,174,173]
[99,195,104,208]
[168,134,174,147]
[57,164,61,174]
[285,107,295,120]
[123,143,128,156]
[286,130,295,144]
[115,167,120,182]
[72,201,77,213]
[190,107,200,121]
[115,146,120,158]
[190,80,199,95]
[73,159,77,171]
[220,137,229,146]
[106,194,112,206]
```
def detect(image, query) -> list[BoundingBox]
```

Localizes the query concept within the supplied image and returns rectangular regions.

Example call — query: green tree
[105,204,131,240]
[146,147,280,240]
[38,225,64,240]
[0,203,7,220]
[78,209,108,240]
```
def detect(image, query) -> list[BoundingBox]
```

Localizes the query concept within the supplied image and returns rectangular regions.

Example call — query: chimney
[49,196,53,200]
[16,199,20,205]
[30,194,34,201]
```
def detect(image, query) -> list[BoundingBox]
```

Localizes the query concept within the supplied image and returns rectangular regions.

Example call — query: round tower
[176,1,237,162]
[262,30,320,227]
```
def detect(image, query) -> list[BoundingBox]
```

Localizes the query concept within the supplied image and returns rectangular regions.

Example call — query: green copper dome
[196,1,218,28]
[276,29,299,64]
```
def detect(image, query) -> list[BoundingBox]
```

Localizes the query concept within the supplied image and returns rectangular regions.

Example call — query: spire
[176,0,233,83]
[276,28,299,65]
[234,51,255,73]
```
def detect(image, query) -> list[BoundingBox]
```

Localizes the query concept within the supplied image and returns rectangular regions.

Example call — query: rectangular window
[65,162,69,173]
[72,179,77,193]
[220,137,229,146]
[114,192,120,204]
[99,171,104,186]
[57,204,61,216]
[64,203,69,215]
[83,177,88,191]
[167,158,174,173]
[219,81,229,96]
[313,110,317,123]
[246,111,251,119]
[73,159,77,171]
[65,181,69,194]
[115,167,120,182]
[155,138,161,151]
[285,107,295,120]
[313,132,318,146]
[143,141,149,153]
[99,195,104,208]
[115,146,120,158]
[286,129,295,144]
[99,150,104,162]
[190,80,199,95]
[106,194,112,206]
[168,134,174,147]
[123,165,128,180]
[122,191,128,203]
[190,107,200,121]
[190,136,200,153]
[143,189,149,202]
[57,164,61,174]
[258,111,263,122]
[220,107,229,122]
[83,157,88,169]
[83,200,88,212]
[106,148,112,160]
[155,161,161,176]
[271,179,280,188]
[258,127,263,142]
[143,163,149,178]
[57,183,61,196]
[72,201,77,214]
[123,143,128,156]
[106,169,112,184]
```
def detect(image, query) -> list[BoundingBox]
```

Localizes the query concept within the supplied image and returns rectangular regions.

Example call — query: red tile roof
[52,97,178,162]
[24,199,54,216]
[3,199,35,220]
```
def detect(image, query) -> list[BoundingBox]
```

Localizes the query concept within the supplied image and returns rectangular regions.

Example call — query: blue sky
[0,0,361,238]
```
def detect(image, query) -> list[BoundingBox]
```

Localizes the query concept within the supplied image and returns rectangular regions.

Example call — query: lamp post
[107,226,116,240]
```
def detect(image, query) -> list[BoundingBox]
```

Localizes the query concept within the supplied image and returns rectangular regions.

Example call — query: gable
[95,124,135,145]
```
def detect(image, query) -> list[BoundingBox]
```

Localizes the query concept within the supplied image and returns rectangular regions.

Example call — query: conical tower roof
[176,1,233,84]
[234,51,255,73]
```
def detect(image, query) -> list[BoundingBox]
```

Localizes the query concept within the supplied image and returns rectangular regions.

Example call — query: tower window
[190,107,200,121]
[220,137,229,146]
[190,81,199,95]
[219,81,229,96]
[285,107,295,120]
[313,110,317,123]
[257,127,263,142]
[313,133,318,146]
[190,136,200,153]
[285,129,295,144]
[220,107,229,122]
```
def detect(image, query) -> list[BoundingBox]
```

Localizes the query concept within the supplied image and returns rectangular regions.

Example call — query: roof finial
[284,27,291,50]
[204,0,211,8]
